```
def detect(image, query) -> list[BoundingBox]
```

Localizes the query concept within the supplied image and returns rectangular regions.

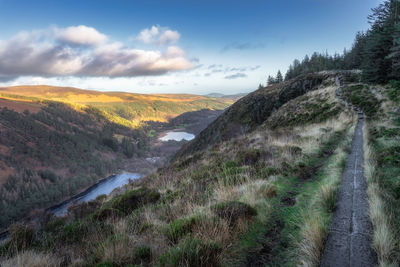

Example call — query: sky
[0,0,382,95]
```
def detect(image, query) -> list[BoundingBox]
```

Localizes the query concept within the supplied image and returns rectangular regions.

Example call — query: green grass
[166,216,200,243]
[341,84,381,117]
[233,127,352,266]
[267,93,341,128]
[157,236,221,267]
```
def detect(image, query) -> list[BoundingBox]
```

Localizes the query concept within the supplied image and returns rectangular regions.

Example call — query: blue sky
[0,0,382,94]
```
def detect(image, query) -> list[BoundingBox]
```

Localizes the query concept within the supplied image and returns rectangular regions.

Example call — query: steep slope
[0,72,366,266]
[175,72,333,158]
[0,99,149,231]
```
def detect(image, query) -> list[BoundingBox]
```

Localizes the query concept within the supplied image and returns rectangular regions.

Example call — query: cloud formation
[224,73,247,79]
[56,25,108,46]
[137,25,180,45]
[203,64,260,78]
[221,42,265,52]
[0,25,192,81]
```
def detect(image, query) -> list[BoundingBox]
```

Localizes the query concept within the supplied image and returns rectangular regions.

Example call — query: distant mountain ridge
[205,92,247,99]
[0,85,233,127]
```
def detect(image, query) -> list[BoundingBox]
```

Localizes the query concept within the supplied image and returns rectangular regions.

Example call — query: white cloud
[0,25,193,81]
[137,25,159,44]
[159,30,180,45]
[56,25,108,46]
[137,25,180,45]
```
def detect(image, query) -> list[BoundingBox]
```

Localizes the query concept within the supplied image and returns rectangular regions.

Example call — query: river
[51,172,141,216]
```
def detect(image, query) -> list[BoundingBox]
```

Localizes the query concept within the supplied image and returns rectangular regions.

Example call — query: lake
[51,172,141,216]
[159,131,195,141]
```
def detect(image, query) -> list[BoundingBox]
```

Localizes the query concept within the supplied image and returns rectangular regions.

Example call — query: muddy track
[320,80,377,266]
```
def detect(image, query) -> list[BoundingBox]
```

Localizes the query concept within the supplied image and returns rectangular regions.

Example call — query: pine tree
[389,22,400,78]
[388,1,400,79]
[361,0,399,83]
[267,75,276,85]
[276,70,283,83]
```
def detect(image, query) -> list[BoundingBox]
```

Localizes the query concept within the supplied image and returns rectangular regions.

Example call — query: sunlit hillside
[0,85,234,127]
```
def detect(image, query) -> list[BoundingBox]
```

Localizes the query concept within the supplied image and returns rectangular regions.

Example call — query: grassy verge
[227,117,355,266]
[297,123,354,266]
[363,121,397,266]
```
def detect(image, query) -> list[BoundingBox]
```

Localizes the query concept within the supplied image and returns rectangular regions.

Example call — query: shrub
[166,216,199,243]
[38,170,58,183]
[9,223,35,250]
[237,149,262,165]
[102,137,118,152]
[158,236,221,267]
[258,166,279,178]
[110,187,160,215]
[135,245,151,261]
[341,84,381,117]
[43,217,66,233]
[388,80,400,102]
[68,200,101,219]
[58,220,89,244]
[212,201,257,226]
[93,208,124,221]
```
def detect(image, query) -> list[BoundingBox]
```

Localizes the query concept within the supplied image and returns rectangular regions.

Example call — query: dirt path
[320,83,377,266]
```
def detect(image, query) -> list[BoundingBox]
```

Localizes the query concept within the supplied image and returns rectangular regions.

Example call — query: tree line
[265,0,400,85]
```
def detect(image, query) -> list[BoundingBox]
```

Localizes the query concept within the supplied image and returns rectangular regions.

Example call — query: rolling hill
[0,85,233,127]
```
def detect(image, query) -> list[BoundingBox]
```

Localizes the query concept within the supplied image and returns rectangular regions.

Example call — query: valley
[1,0,400,266]
[0,87,232,232]
[0,71,399,266]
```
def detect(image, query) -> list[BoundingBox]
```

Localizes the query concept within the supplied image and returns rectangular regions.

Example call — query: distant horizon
[0,83,249,96]
[0,0,382,94]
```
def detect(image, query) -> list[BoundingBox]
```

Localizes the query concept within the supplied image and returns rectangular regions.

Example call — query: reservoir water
[51,172,141,216]
[159,131,195,141]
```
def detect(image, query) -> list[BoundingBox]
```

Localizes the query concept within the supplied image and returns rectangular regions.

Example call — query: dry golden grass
[298,212,327,267]
[1,250,61,267]
[363,121,396,266]
[297,117,354,267]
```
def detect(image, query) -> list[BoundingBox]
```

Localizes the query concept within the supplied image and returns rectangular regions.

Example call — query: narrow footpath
[320,81,377,266]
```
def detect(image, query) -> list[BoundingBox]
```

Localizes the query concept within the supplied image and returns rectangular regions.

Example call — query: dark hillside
[0,100,149,230]
[175,73,334,158]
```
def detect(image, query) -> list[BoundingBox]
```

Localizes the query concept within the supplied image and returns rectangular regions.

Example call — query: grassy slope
[0,75,360,266]
[175,72,334,159]
[342,82,400,265]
